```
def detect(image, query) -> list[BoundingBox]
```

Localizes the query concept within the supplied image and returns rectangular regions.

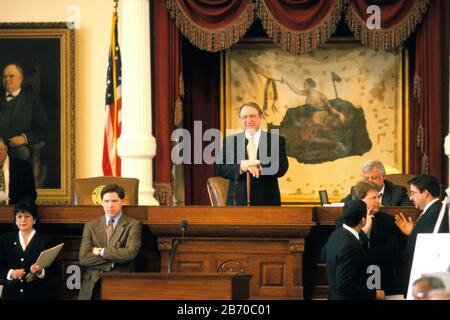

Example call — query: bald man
[1,63,49,161]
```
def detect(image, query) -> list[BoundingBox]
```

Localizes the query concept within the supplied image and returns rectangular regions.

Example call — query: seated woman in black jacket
[0,202,56,300]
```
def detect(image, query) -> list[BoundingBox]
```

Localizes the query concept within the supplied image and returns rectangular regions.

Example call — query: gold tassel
[174,72,184,128]
[413,73,421,103]
[421,154,429,175]
[154,183,174,206]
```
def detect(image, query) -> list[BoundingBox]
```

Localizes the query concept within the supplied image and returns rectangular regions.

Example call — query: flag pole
[113,0,119,13]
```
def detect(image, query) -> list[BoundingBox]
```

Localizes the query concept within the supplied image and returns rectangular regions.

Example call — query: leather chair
[385,173,417,191]
[206,176,229,206]
[73,176,139,205]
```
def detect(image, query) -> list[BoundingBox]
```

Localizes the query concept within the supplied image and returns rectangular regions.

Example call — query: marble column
[118,0,158,205]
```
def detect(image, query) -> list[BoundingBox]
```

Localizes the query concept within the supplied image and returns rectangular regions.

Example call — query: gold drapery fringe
[155,182,174,206]
[174,72,184,127]
[165,0,255,53]
[346,0,430,50]
[257,0,343,55]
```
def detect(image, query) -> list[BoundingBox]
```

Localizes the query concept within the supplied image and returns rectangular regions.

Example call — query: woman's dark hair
[13,201,38,223]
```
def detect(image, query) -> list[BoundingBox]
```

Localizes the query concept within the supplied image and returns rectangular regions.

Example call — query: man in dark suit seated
[342,159,413,206]
[0,63,49,161]
[322,200,385,300]
[394,175,449,279]
[336,180,402,294]
[0,138,37,205]
[217,102,289,206]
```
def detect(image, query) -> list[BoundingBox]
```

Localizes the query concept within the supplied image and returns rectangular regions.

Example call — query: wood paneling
[100,272,252,300]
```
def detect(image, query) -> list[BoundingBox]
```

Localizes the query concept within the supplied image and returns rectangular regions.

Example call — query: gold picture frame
[0,22,75,204]
[221,38,408,204]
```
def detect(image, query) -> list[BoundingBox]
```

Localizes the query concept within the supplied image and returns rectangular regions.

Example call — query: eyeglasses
[240,114,259,120]
[15,213,33,219]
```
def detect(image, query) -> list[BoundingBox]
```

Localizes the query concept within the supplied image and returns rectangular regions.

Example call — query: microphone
[167,220,188,273]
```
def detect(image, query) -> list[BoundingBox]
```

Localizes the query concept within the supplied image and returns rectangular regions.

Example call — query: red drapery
[152,0,182,205]
[165,0,255,52]
[257,0,343,54]
[153,0,447,204]
[346,0,430,50]
[410,0,448,180]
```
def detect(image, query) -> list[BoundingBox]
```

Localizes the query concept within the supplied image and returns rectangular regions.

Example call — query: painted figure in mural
[281,77,345,125]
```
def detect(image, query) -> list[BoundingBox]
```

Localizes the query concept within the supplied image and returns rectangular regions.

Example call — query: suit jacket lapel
[382,182,392,205]
[10,91,24,124]
[96,217,107,248]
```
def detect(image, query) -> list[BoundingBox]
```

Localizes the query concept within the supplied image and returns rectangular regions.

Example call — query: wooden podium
[100,272,252,300]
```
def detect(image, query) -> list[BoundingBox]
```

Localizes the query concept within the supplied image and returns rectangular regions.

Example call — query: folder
[26,243,64,282]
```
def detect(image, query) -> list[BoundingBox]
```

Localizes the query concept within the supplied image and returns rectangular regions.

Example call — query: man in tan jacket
[78,184,142,300]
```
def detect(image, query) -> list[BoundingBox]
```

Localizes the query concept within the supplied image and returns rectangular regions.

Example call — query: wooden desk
[0,205,418,300]
[149,206,314,300]
[100,272,252,300]
[0,205,314,300]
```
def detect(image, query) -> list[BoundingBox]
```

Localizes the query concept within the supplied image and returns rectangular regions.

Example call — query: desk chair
[73,176,139,205]
[206,176,229,206]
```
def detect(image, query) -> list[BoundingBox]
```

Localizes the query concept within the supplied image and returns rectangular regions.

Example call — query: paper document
[26,243,64,282]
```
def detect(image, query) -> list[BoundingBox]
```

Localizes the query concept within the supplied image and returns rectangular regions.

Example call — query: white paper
[407,234,450,299]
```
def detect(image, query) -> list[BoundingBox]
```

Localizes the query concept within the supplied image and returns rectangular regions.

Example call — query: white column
[118,0,159,205]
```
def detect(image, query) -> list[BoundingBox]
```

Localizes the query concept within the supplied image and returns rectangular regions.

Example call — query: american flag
[102,10,122,176]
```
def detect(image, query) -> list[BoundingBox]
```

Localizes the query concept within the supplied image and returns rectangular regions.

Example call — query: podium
[100,272,252,300]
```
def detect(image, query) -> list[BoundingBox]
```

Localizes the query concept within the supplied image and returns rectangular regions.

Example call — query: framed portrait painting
[221,38,408,203]
[0,22,75,204]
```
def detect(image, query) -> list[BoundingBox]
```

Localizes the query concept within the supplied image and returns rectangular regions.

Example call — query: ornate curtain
[346,0,430,50]
[165,0,255,52]
[166,0,430,53]
[410,0,448,180]
[152,0,183,205]
[257,0,343,54]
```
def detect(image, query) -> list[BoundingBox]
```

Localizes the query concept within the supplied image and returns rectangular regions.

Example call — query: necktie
[247,136,257,161]
[106,218,114,246]
[6,93,14,101]
[0,164,5,205]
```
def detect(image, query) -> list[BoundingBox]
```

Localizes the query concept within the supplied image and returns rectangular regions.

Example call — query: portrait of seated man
[0,63,49,162]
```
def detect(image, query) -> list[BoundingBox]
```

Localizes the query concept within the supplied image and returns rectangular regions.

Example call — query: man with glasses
[395,175,449,282]
[342,159,413,206]
[217,102,289,205]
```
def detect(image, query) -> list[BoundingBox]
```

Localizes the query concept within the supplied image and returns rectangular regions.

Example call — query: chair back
[73,176,139,205]
[207,177,229,206]
[385,174,417,191]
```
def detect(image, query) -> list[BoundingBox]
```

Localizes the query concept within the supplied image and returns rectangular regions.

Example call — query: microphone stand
[167,220,188,273]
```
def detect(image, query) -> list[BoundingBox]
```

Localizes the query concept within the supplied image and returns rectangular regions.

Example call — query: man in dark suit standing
[322,200,385,300]
[342,159,413,206]
[78,184,142,300]
[394,175,449,275]
[217,102,289,205]
[336,180,401,294]
[0,63,49,161]
[0,138,37,205]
